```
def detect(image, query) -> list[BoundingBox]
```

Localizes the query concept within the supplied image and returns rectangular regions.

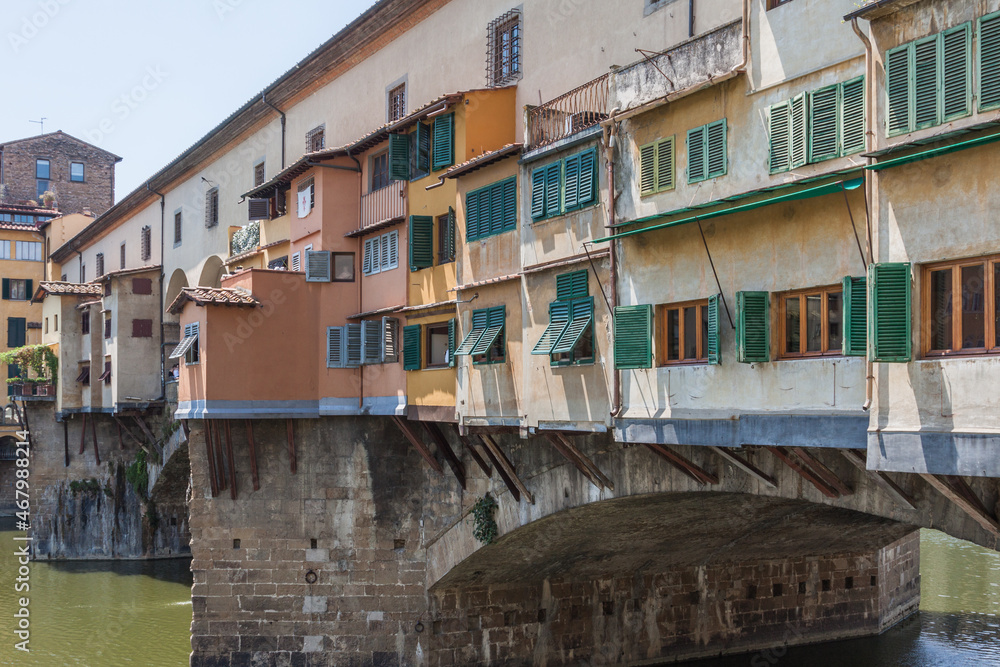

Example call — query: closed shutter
[327,327,344,368]
[544,162,561,217]
[736,291,770,363]
[769,101,790,174]
[942,24,970,121]
[383,317,400,363]
[552,297,593,354]
[501,177,516,231]
[305,250,332,282]
[488,182,503,235]
[842,276,867,357]
[613,305,652,369]
[788,93,807,168]
[409,216,434,270]
[979,12,1000,110]
[345,322,363,366]
[386,231,399,269]
[530,167,546,220]
[531,301,571,355]
[446,207,456,260]
[131,319,153,338]
[869,263,911,362]
[447,318,456,367]
[417,122,431,173]
[466,189,482,241]
[7,318,25,347]
[362,319,382,364]
[132,278,152,295]
[470,307,505,356]
[248,199,270,221]
[840,77,866,155]
[291,252,301,272]
[809,86,838,163]
[886,46,911,135]
[563,153,581,209]
[455,309,489,356]
[556,270,588,300]
[363,238,373,275]
[913,37,939,129]
[390,133,410,181]
[577,148,597,206]
[687,125,706,182]
[403,324,421,371]
[706,120,727,178]
[640,142,657,194]
[432,113,455,170]
[707,294,721,366]
[25,280,32,301]
[656,137,674,192]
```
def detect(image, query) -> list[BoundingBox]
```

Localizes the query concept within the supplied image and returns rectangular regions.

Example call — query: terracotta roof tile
[444,143,523,179]
[167,287,259,314]
[32,281,103,303]
[94,264,161,281]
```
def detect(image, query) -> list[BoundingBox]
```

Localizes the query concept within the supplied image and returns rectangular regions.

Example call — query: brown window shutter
[132,319,153,338]
[132,278,152,295]
[104,318,112,339]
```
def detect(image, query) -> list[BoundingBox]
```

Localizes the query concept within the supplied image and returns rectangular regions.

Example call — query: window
[409,123,431,180]
[687,119,727,183]
[81,311,90,335]
[100,360,112,385]
[77,366,90,385]
[120,243,126,269]
[268,256,288,270]
[979,13,1000,110]
[886,24,971,136]
[0,241,9,259]
[296,178,314,218]
[141,226,152,261]
[923,255,1000,356]
[778,286,843,358]
[169,322,200,365]
[70,162,85,182]
[532,271,595,366]
[253,160,266,187]
[15,241,41,261]
[388,82,406,122]
[432,113,455,171]
[426,323,453,368]
[467,178,516,240]
[54,314,57,331]
[96,253,105,278]
[639,136,675,195]
[455,306,506,364]
[205,188,219,228]
[487,9,522,87]
[6,279,28,301]
[438,210,455,264]
[132,319,153,338]
[333,253,355,281]
[104,315,112,340]
[35,159,49,179]
[363,230,398,275]
[36,179,50,200]
[44,318,48,334]
[174,211,182,245]
[306,125,325,152]
[7,318,26,347]
[659,299,720,365]
[770,78,865,173]
[328,318,399,368]
[371,151,391,191]
[767,0,795,8]
[530,148,598,221]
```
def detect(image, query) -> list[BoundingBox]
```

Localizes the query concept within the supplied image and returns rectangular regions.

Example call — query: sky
[2,0,375,201]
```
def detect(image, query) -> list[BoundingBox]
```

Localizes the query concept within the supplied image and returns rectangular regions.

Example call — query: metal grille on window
[141,226,151,261]
[487,9,522,87]
[388,83,406,122]
[306,126,325,152]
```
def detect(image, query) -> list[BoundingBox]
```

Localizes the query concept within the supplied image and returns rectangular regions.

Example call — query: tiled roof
[167,287,259,314]
[94,265,161,281]
[444,143,523,179]
[31,281,103,303]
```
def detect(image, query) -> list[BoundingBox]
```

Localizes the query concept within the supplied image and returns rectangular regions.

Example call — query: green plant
[145,500,159,532]
[125,449,149,500]
[0,345,58,385]
[470,494,499,545]
[231,221,260,255]
[69,478,102,496]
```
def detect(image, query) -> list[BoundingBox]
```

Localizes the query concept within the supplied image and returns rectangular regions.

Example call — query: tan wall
[0,227,45,388]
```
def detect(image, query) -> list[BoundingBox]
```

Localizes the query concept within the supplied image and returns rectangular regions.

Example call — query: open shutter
[789,94,807,168]
[840,77,866,155]
[531,301,571,355]
[417,122,431,173]
[613,305,652,369]
[768,102,790,174]
[382,317,399,363]
[913,37,939,129]
[446,207,456,260]
[563,153,581,209]
[640,142,657,194]
[556,270,588,300]
[869,263,911,362]
[655,137,674,191]
[707,294,721,365]
[886,46,911,135]
[455,309,488,356]
[687,125,706,182]
[390,133,410,181]
[577,148,597,206]
[470,307,505,356]
[544,162,561,217]
[842,276,867,357]
[552,298,593,354]
[530,168,546,220]
[326,327,344,368]
[736,291,770,363]
[706,120,727,178]
[1,279,8,300]
[447,318,456,367]
[809,86,838,163]
[345,323,363,367]
[942,25,971,121]
[305,250,332,282]
[432,113,455,170]
[403,324,421,371]
[408,216,433,270]
[501,178,516,231]
[979,12,1000,110]
[362,320,382,364]
[362,239,373,275]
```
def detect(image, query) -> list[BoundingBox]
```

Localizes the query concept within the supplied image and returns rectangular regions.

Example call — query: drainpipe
[147,183,167,399]
[603,119,623,419]
[262,92,286,169]
[348,150,365,410]
[689,0,695,38]
[851,18,876,412]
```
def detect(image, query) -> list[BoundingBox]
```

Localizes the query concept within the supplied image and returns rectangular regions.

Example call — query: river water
[0,523,998,666]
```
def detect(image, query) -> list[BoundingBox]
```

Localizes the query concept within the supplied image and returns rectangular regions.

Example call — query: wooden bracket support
[391,416,443,473]
[479,434,533,504]
[546,433,614,491]
[642,443,718,485]
[204,420,219,497]
[841,449,915,510]
[423,422,466,489]
[224,420,237,500]
[132,416,162,458]
[286,419,297,474]
[766,446,840,498]
[245,420,260,491]
[78,413,87,455]
[90,411,100,466]
[710,446,777,489]
[790,447,853,496]
[212,421,227,492]
[456,429,492,477]
[63,420,69,468]
[921,473,1000,536]
[112,415,148,453]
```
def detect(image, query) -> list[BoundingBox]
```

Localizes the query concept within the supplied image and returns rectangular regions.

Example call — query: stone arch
[165,268,188,313]
[197,254,225,288]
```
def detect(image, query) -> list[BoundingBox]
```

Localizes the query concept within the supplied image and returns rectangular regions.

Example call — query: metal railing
[528,73,610,149]
[360,181,405,230]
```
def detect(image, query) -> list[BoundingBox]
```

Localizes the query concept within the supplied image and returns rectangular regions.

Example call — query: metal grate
[487,9,522,87]
[388,83,406,122]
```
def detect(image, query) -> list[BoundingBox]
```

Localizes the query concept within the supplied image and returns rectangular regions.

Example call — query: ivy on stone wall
[471,494,498,545]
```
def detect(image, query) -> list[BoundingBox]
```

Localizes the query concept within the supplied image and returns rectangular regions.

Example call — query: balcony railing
[528,73,610,149]
[10,382,55,400]
[360,181,405,231]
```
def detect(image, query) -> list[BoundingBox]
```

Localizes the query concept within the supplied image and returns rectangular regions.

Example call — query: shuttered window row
[638,136,675,196]
[687,120,727,183]
[466,176,517,241]
[327,317,400,368]
[769,77,864,174]
[530,147,598,221]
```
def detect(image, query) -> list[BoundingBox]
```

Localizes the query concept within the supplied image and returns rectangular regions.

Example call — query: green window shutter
[446,206,456,260]
[501,177,516,231]
[769,101,790,174]
[487,181,503,235]
[556,270,588,300]
[389,133,410,181]
[639,142,657,194]
[869,263,911,362]
[1,278,9,301]
[808,86,838,163]
[913,37,939,129]
[530,167,546,220]
[789,93,807,168]
[455,309,489,356]
[941,24,971,121]
[577,149,597,206]
[432,112,455,170]
[736,291,770,363]
[9,318,26,347]
[25,280,32,300]
[840,77,866,155]
[403,324,421,371]
[613,304,652,370]
[707,294,721,366]
[408,215,433,270]
[544,162,561,217]
[656,137,674,191]
[417,122,431,173]
[687,125,706,183]
[447,318,456,367]
[552,297,593,354]
[706,119,727,178]
[978,12,1000,111]
[563,154,581,209]
[886,45,911,135]
[842,275,867,357]
[471,307,505,356]
[466,190,481,241]
[531,301,571,355]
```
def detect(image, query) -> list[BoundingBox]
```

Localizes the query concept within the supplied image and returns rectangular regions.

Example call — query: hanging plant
[125,449,149,500]
[0,345,58,385]
[470,494,499,545]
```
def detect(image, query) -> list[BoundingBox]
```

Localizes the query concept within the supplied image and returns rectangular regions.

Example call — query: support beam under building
[423,422,466,490]
[841,449,915,510]
[710,446,777,489]
[391,416,443,474]
[642,443,718,485]
[921,473,1000,537]
[479,434,533,504]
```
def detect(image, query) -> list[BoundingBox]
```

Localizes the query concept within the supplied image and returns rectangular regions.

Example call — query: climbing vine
[125,449,149,500]
[230,221,260,255]
[0,345,58,384]
[470,494,499,545]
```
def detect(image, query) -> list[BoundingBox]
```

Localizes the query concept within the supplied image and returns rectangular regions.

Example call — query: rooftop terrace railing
[527,73,609,149]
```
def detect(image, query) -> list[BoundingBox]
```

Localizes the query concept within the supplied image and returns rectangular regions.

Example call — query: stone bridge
[186,415,1000,666]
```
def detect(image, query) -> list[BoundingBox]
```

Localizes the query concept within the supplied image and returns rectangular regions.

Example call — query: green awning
[866,131,1000,172]
[594,176,863,244]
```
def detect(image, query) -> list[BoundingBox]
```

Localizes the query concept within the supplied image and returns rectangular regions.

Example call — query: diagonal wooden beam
[113,415,147,452]
[245,420,259,491]
[921,473,1000,536]
[841,449,914,510]
[553,433,614,491]
[479,434,533,504]
[643,443,718,485]
[204,420,218,497]
[423,422,466,489]
[455,429,492,477]
[766,446,839,498]
[391,416,442,473]
[791,447,853,496]
[133,416,162,458]
[478,438,519,502]
[90,411,101,466]
[212,420,227,491]
[224,420,237,500]
[285,419,297,474]
[546,433,604,489]
[710,446,777,489]
[79,413,87,455]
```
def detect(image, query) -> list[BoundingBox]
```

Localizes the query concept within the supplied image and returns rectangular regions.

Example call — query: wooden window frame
[921,254,1000,358]
[777,284,844,359]
[657,299,711,366]
[331,252,355,282]
[767,0,795,9]
[69,161,85,182]
[370,151,391,192]
[425,323,450,369]
[253,160,266,187]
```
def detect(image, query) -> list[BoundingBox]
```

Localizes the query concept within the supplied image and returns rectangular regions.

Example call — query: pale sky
[2,0,374,201]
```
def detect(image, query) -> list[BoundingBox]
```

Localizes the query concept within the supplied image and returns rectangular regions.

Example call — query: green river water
[0,522,998,666]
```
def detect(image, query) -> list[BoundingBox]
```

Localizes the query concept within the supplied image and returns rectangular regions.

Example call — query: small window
[81,311,90,335]
[687,120,727,183]
[659,300,711,364]
[388,82,406,122]
[639,137,675,195]
[104,315,112,340]
[296,178,314,217]
[44,318,48,334]
[205,188,219,228]
[456,307,506,365]
[70,162,85,182]
[253,160,266,187]
[779,285,844,358]
[174,211,182,245]
[371,152,391,191]
[95,253,105,278]
[0,241,9,259]
[487,9,522,87]
[924,255,1000,357]
[77,365,90,385]
[426,323,450,368]
[306,125,325,152]
[35,159,50,179]
[8,280,28,301]
[332,253,355,282]
[54,314,58,332]
[100,360,112,385]
[141,226,152,261]
[120,242,126,270]
[437,211,455,264]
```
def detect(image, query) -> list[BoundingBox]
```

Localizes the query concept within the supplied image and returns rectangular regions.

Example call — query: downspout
[75,248,83,282]
[604,120,622,419]
[851,17,876,412]
[147,182,167,399]
[262,92,286,169]
[689,0,695,38]
[348,150,364,410]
